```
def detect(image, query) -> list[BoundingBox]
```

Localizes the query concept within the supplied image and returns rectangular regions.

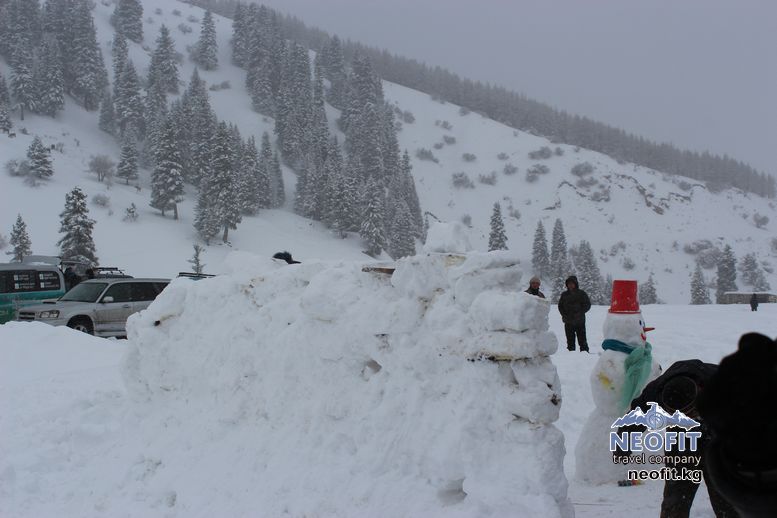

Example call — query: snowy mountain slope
[1,0,775,299]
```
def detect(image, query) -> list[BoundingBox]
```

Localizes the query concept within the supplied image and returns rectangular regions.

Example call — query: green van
[0,263,66,324]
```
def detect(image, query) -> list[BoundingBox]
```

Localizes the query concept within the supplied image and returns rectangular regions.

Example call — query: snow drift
[120,248,571,517]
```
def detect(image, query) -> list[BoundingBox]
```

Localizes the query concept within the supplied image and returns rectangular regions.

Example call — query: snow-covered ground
[1,250,774,517]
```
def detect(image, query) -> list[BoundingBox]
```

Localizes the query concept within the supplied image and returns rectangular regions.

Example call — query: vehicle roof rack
[91,266,133,278]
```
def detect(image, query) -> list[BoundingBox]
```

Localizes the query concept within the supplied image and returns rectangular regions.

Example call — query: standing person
[750,293,758,311]
[558,275,591,351]
[525,276,545,298]
[621,361,741,518]
[63,267,79,291]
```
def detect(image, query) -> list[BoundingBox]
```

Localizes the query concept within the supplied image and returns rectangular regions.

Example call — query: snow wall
[123,248,571,517]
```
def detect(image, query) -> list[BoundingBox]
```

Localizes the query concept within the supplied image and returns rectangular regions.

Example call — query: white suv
[17,278,169,337]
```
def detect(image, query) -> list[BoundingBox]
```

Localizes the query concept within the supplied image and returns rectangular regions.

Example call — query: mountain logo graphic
[611,402,700,431]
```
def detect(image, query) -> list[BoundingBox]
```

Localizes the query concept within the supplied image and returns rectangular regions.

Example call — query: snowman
[575,280,662,484]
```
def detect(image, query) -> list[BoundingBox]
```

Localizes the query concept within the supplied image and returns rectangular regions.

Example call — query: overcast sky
[258,0,776,175]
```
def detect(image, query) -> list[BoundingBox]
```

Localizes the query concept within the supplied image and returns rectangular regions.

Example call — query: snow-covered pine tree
[148,25,179,94]
[230,2,248,66]
[690,263,712,304]
[8,214,32,261]
[150,118,184,219]
[311,56,330,173]
[574,240,606,304]
[238,135,261,214]
[26,136,54,182]
[488,202,508,251]
[360,177,387,257]
[111,33,128,99]
[33,37,64,116]
[550,218,573,302]
[188,244,206,274]
[99,91,116,135]
[11,58,34,120]
[194,10,218,71]
[182,69,217,186]
[639,273,658,304]
[114,59,144,138]
[207,122,242,242]
[143,78,168,163]
[58,187,98,264]
[740,252,771,291]
[249,56,275,116]
[275,42,312,169]
[68,0,108,110]
[0,102,11,133]
[112,0,143,43]
[715,244,737,303]
[321,35,347,109]
[0,72,10,105]
[399,150,423,238]
[387,198,416,259]
[531,220,550,280]
[116,136,139,185]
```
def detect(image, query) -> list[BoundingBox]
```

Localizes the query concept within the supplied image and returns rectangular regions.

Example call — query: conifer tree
[715,244,737,303]
[111,33,128,99]
[33,38,65,116]
[116,137,139,185]
[550,218,573,302]
[270,150,285,208]
[148,25,179,94]
[188,244,206,274]
[399,150,423,238]
[690,263,712,304]
[0,103,11,133]
[11,59,34,120]
[639,273,658,304]
[58,187,98,264]
[360,177,387,256]
[8,214,32,262]
[531,220,550,279]
[574,240,606,304]
[387,198,416,259]
[488,202,508,251]
[198,122,242,242]
[322,36,347,109]
[68,0,109,110]
[231,2,248,66]
[0,72,10,105]
[194,10,218,70]
[99,91,116,135]
[740,252,771,291]
[150,118,184,219]
[112,0,143,43]
[114,59,144,138]
[27,136,54,181]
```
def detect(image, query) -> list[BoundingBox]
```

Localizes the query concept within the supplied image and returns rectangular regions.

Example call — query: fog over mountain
[257,0,777,176]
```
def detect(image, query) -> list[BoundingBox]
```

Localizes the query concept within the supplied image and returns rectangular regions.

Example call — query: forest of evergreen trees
[188,0,775,199]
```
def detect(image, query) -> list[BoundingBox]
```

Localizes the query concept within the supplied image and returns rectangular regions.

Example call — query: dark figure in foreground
[749,293,758,311]
[273,251,300,264]
[623,360,740,518]
[63,267,80,291]
[525,276,545,298]
[558,275,590,352]
[698,333,777,518]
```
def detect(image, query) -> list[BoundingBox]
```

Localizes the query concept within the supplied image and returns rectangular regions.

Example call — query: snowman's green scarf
[601,339,654,413]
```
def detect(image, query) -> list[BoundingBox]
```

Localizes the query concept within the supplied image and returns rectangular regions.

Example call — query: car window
[38,271,61,290]
[61,282,108,302]
[132,282,159,302]
[1,271,37,292]
[102,283,132,303]
[153,282,169,295]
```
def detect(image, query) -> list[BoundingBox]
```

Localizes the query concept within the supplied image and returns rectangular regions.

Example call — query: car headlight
[39,310,60,319]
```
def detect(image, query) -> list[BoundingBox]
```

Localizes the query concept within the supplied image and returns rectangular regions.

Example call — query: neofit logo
[610,402,701,453]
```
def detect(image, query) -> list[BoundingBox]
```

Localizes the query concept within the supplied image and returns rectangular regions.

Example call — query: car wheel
[68,317,94,335]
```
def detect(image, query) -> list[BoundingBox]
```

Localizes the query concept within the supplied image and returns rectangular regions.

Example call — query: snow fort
[124,246,571,516]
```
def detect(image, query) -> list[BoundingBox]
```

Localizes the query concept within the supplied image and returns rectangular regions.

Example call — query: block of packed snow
[460,330,557,359]
[422,221,473,254]
[390,254,449,299]
[452,265,523,308]
[470,290,550,332]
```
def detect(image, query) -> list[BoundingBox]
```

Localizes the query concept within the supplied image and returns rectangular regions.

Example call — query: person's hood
[565,275,579,289]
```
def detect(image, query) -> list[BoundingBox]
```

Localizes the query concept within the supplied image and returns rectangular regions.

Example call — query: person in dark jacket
[621,360,741,518]
[557,275,591,351]
[697,333,777,518]
[63,267,80,291]
[273,251,300,264]
[525,276,545,298]
[750,293,758,311]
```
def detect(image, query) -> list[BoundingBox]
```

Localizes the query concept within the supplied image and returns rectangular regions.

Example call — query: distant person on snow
[273,251,300,264]
[558,275,591,352]
[618,360,741,518]
[698,333,777,518]
[525,276,545,298]
[750,293,758,312]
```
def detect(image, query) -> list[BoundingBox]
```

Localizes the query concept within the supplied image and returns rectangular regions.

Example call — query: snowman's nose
[644,327,655,332]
